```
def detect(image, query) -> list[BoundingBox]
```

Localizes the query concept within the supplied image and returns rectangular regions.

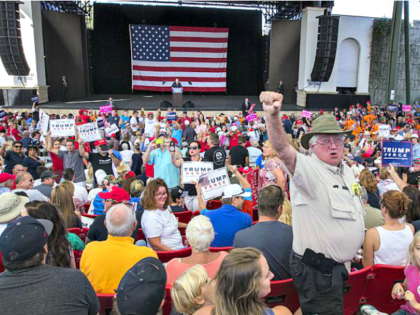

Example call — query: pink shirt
[165,251,228,286]
[258,157,286,190]
[402,264,420,314]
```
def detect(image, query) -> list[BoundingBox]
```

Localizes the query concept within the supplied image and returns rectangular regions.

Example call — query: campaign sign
[402,105,412,112]
[99,105,113,114]
[388,105,398,112]
[31,96,39,103]
[199,167,230,201]
[105,124,119,135]
[248,103,256,114]
[302,110,312,118]
[0,110,7,120]
[381,140,413,167]
[96,119,105,129]
[246,113,258,123]
[378,124,390,139]
[50,119,75,137]
[181,161,214,184]
[246,168,259,207]
[77,122,102,143]
[167,112,177,122]
[39,109,50,135]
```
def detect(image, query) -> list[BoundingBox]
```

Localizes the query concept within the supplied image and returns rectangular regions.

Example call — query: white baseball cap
[412,134,419,139]
[185,120,190,126]
[231,126,238,131]
[222,184,251,199]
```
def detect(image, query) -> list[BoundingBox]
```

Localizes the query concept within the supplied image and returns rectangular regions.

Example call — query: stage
[0,94,302,113]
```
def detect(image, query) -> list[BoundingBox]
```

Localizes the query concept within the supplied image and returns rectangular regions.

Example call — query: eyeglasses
[14,146,22,148]
[316,136,345,146]
[189,146,198,150]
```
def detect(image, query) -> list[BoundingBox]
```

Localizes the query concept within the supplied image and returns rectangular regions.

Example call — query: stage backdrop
[91,3,262,95]
[130,25,228,92]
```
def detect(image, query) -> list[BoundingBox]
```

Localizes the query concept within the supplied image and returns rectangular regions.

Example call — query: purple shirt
[402,264,420,314]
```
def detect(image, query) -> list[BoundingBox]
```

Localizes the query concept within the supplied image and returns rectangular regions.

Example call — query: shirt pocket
[328,188,356,221]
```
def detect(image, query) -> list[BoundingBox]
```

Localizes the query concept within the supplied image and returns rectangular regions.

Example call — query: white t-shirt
[141,208,183,250]
[144,118,157,137]
[88,188,102,202]
[13,189,48,202]
[130,116,139,132]
[70,181,88,203]
[120,150,134,166]
[247,147,262,167]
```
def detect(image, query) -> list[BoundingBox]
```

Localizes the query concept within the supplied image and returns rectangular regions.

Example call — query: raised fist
[260,92,283,117]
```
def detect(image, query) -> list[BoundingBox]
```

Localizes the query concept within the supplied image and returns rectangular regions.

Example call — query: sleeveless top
[263,308,275,315]
[374,225,413,266]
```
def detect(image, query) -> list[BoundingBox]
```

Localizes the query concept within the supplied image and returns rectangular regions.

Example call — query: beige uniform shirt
[285,153,365,263]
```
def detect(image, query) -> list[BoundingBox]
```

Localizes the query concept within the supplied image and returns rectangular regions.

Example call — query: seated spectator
[112,257,166,315]
[278,192,292,226]
[234,185,292,280]
[201,184,252,247]
[363,190,414,267]
[51,184,82,229]
[81,203,157,293]
[166,215,228,286]
[247,140,262,168]
[13,172,48,202]
[32,165,47,187]
[196,248,292,315]
[361,187,384,230]
[22,201,75,268]
[22,145,43,180]
[171,265,214,315]
[360,169,380,209]
[141,179,186,251]
[170,186,188,213]
[86,187,142,243]
[0,192,28,236]
[0,216,99,314]
[33,170,57,199]
[62,168,88,207]
[0,173,15,194]
[378,167,400,197]
[89,174,118,215]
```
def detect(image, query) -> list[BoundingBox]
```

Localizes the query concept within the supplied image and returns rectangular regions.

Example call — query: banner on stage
[378,124,390,139]
[77,122,102,143]
[99,105,113,114]
[302,110,312,118]
[0,110,7,120]
[246,113,258,123]
[402,105,411,112]
[381,140,413,167]
[181,161,214,184]
[50,119,75,137]
[199,168,230,201]
[105,124,119,135]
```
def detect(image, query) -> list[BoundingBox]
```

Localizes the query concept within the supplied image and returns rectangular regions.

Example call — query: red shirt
[76,115,90,124]
[49,152,64,171]
[9,128,21,141]
[229,132,242,150]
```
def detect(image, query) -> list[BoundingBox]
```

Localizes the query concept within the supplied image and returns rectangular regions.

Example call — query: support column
[404,1,411,104]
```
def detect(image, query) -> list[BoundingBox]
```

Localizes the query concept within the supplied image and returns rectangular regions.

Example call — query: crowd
[0,94,420,314]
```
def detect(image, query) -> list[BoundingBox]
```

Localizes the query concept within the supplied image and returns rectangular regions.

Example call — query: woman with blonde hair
[60,180,84,213]
[377,167,400,197]
[166,215,228,286]
[51,184,82,229]
[258,140,287,191]
[279,192,292,226]
[196,248,291,315]
[359,169,380,209]
[171,265,214,315]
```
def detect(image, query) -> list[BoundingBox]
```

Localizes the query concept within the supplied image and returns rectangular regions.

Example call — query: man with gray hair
[80,203,157,294]
[261,91,365,313]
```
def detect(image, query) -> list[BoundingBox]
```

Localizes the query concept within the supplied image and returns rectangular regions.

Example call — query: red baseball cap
[123,171,136,179]
[94,139,107,147]
[0,173,12,184]
[99,187,130,203]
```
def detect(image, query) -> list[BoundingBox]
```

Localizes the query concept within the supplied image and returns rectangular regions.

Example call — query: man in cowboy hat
[260,91,364,314]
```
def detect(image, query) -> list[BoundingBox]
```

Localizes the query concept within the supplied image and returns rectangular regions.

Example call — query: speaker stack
[182,101,194,109]
[0,1,30,76]
[310,15,340,83]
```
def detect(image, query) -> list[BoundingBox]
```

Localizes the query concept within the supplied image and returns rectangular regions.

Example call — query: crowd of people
[0,93,420,314]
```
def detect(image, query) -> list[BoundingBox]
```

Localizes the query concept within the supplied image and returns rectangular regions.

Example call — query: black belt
[294,249,342,276]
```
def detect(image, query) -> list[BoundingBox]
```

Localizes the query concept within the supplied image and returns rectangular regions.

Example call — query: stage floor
[1,94,301,112]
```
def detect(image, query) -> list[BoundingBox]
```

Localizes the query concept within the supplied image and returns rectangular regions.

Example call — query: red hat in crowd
[94,139,107,147]
[110,134,117,138]
[0,126,5,132]
[147,112,153,116]
[282,115,288,120]
[296,120,303,125]
[123,171,136,180]
[0,173,12,184]
[99,187,130,203]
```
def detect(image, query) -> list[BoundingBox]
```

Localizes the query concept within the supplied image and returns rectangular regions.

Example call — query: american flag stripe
[130,24,228,92]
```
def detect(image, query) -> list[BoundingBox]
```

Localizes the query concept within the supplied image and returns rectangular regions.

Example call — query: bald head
[105,204,136,237]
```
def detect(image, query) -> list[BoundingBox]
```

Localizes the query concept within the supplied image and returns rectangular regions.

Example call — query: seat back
[97,293,114,315]
[135,228,146,242]
[343,266,371,315]
[163,285,172,315]
[206,200,222,210]
[209,246,233,253]
[157,247,192,263]
[265,278,300,313]
[81,214,98,229]
[363,264,406,313]
[174,211,193,224]
[79,227,89,243]
[68,227,82,236]
[0,250,5,273]
[73,250,83,269]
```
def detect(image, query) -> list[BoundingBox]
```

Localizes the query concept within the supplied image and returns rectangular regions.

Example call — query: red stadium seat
[252,206,259,222]
[362,264,406,313]
[157,247,192,263]
[97,293,114,315]
[73,250,82,269]
[209,246,233,253]
[174,211,193,224]
[0,250,5,273]
[68,227,89,243]
[68,227,82,236]
[343,266,371,315]
[163,285,172,315]
[135,228,146,242]
[206,200,222,210]
[83,203,91,213]
[179,227,186,236]
[265,278,300,313]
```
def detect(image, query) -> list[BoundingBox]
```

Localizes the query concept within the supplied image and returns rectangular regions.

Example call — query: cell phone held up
[169,141,176,152]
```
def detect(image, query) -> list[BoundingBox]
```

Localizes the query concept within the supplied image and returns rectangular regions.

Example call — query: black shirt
[183,157,197,196]
[131,153,143,176]
[229,145,249,167]
[87,153,113,175]
[4,151,25,174]
[204,146,226,169]
[407,170,420,185]
[170,205,185,213]
[23,156,42,180]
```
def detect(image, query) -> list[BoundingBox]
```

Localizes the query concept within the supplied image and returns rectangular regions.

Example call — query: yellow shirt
[80,235,158,293]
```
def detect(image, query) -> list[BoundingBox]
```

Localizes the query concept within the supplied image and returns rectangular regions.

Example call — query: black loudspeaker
[310,16,339,82]
[182,101,194,108]
[160,100,172,108]
[0,1,30,76]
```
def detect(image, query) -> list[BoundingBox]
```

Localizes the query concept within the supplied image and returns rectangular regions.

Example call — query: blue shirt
[256,155,265,169]
[413,143,420,161]
[172,128,183,147]
[148,148,180,189]
[204,204,252,247]
[92,189,107,215]
[120,116,130,130]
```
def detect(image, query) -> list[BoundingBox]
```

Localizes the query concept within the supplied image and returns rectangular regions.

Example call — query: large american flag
[130,25,228,92]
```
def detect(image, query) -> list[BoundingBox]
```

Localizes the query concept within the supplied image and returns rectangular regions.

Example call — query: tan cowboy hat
[301,115,352,150]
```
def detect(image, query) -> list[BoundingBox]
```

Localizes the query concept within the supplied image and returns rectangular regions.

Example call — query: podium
[172,87,183,107]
